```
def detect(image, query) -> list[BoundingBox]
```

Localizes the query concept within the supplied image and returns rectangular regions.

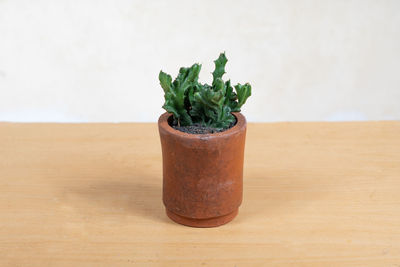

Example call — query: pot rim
[158,112,246,139]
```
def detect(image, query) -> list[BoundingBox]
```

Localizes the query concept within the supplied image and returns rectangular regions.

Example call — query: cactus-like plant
[159,53,251,130]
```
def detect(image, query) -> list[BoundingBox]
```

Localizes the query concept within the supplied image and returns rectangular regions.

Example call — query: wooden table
[1,121,399,266]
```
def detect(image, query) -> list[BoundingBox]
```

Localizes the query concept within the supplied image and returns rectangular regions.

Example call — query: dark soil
[172,122,235,134]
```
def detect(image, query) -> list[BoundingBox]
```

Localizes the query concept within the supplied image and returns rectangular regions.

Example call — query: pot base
[166,209,238,228]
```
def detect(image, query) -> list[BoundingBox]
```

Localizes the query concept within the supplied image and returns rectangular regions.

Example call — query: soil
[172,122,235,134]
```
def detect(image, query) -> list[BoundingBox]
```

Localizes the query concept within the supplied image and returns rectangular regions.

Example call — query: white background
[0,0,399,122]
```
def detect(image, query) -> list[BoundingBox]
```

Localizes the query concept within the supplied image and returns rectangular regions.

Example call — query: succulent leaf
[234,83,252,109]
[212,52,228,86]
[159,71,172,93]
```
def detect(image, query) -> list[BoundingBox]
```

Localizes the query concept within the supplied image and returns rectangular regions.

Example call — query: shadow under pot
[158,112,247,227]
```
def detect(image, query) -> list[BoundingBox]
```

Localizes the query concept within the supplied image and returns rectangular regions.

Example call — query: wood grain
[0,121,399,266]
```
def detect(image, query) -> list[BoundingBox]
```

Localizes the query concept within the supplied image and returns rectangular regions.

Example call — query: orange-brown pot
[158,112,247,227]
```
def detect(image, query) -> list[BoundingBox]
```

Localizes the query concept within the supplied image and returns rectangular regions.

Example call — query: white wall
[0,0,399,122]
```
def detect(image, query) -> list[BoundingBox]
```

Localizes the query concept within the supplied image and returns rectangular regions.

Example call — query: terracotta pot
[158,112,247,227]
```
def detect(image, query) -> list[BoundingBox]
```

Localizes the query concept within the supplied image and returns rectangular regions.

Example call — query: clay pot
[158,112,247,227]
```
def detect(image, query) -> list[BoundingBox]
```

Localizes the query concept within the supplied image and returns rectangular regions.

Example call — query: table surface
[1,121,399,266]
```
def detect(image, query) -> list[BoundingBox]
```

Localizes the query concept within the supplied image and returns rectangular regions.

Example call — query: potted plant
[158,53,251,227]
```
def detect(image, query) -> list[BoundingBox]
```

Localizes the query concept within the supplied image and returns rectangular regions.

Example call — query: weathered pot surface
[158,112,247,227]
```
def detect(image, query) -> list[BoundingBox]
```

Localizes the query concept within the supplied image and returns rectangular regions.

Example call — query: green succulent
[159,52,251,130]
